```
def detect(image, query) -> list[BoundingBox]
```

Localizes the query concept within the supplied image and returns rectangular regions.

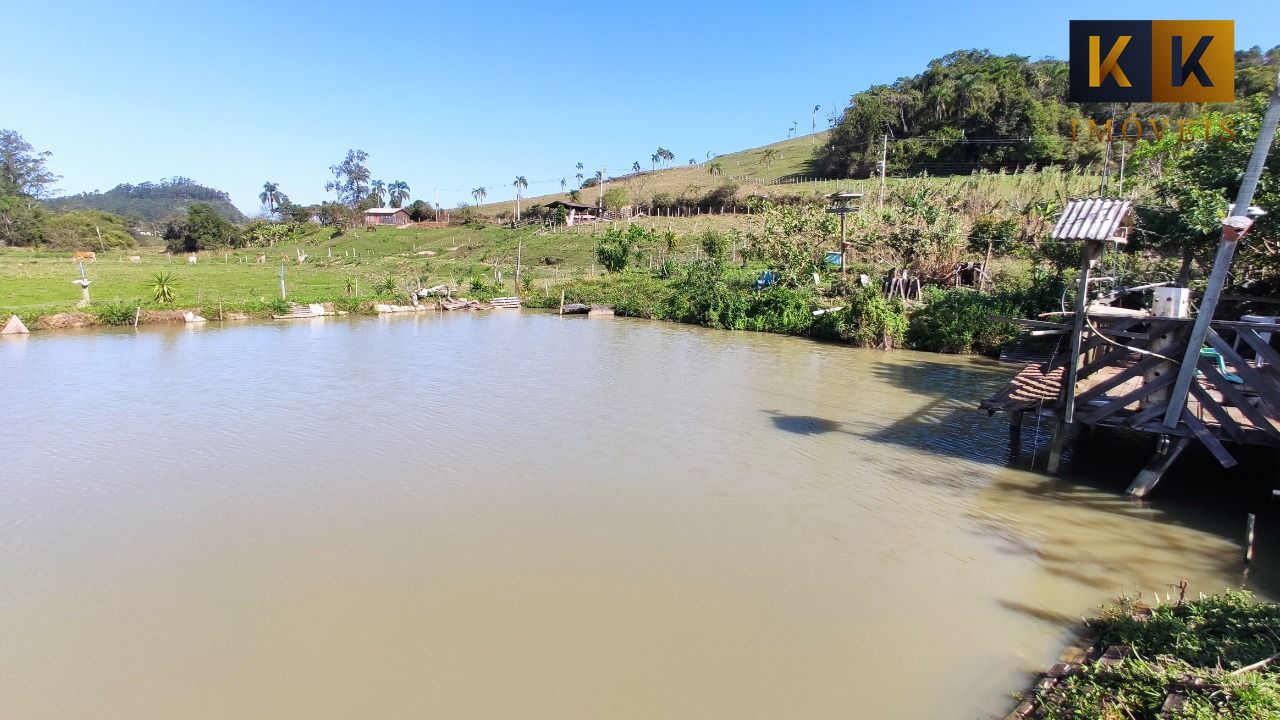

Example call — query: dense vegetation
[48,177,246,224]
[819,47,1279,179]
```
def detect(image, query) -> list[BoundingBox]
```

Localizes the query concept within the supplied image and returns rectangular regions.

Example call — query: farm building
[546,200,598,227]
[364,207,412,227]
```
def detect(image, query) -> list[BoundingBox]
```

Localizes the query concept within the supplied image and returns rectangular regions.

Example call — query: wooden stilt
[1046,417,1071,474]
[1127,435,1190,498]
[1009,411,1024,456]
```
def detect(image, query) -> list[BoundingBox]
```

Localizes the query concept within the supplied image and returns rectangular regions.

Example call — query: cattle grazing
[72,251,96,263]
[256,254,266,264]
[128,255,141,263]
[188,254,198,265]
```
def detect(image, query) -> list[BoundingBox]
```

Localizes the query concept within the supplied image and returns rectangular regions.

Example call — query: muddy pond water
[1,311,1274,719]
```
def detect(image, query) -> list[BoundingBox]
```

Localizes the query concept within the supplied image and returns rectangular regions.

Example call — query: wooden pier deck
[981,308,1280,493]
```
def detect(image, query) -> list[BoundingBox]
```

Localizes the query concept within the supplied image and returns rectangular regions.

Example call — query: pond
[1,312,1274,719]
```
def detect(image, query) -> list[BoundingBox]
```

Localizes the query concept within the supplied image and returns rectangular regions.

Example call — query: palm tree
[761,149,779,167]
[575,161,584,172]
[688,158,695,165]
[560,178,567,191]
[259,181,283,216]
[575,172,584,186]
[650,153,658,171]
[388,180,411,208]
[811,104,821,134]
[632,161,641,173]
[708,162,723,176]
[370,180,386,206]
[512,176,528,221]
[472,187,487,206]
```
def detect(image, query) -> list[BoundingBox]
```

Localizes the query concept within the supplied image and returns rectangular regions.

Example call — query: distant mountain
[48,177,246,225]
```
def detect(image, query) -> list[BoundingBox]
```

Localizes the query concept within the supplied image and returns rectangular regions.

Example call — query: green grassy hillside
[476,131,837,215]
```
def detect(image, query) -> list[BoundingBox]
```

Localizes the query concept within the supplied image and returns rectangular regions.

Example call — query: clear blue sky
[8,1,1279,214]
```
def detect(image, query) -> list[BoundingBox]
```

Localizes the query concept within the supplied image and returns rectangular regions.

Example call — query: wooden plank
[1081,371,1177,424]
[1235,326,1280,369]
[1076,355,1165,405]
[1128,436,1191,497]
[1128,402,1170,428]
[1133,421,1192,437]
[1205,330,1280,415]
[1077,344,1142,381]
[1044,318,1146,370]
[1195,357,1280,441]
[1189,382,1247,444]
[991,316,1068,330]
[1182,407,1238,468]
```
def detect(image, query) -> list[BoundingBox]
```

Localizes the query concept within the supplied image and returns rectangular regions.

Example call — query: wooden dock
[981,187,1280,495]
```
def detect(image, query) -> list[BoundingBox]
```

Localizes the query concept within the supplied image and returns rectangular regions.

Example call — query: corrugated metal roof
[364,207,407,215]
[1050,198,1133,241]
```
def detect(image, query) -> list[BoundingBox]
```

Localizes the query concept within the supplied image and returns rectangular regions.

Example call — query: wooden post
[1009,411,1024,455]
[133,306,140,329]
[1164,70,1280,427]
[1048,239,1102,474]
[1127,436,1190,497]
[559,289,565,316]
[1245,513,1257,564]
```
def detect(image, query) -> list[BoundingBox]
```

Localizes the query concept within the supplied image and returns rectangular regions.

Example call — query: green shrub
[595,234,632,273]
[699,230,730,260]
[907,287,1019,354]
[744,286,814,334]
[91,302,137,326]
[813,286,908,348]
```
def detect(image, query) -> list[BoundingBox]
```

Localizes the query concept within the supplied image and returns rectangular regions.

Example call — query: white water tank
[1152,287,1191,318]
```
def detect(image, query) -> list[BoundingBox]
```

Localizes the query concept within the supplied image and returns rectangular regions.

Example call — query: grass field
[0,219,737,322]
[2,127,1109,328]
[474,132,837,215]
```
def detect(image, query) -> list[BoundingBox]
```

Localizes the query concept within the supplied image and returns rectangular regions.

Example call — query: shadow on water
[759,355,1280,600]
[764,410,849,436]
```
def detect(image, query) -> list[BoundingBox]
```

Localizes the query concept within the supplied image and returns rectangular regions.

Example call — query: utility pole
[598,166,605,211]
[878,134,888,210]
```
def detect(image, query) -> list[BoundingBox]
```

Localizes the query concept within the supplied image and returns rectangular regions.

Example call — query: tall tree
[633,161,642,173]
[472,187,487,206]
[0,130,59,198]
[811,105,821,134]
[369,180,386,206]
[560,178,567,191]
[512,176,528,221]
[388,180,410,208]
[325,149,371,206]
[259,181,285,216]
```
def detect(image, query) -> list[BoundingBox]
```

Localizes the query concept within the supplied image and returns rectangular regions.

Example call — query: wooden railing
[1047,314,1280,467]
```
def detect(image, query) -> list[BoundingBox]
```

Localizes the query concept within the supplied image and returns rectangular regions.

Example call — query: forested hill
[48,177,246,225]
[818,46,1280,179]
